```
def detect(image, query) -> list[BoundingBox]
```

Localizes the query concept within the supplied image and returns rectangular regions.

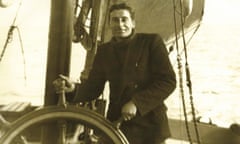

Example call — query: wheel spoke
[0,106,129,144]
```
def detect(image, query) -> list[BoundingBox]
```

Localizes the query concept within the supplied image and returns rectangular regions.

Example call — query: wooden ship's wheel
[0,81,128,144]
[0,105,129,144]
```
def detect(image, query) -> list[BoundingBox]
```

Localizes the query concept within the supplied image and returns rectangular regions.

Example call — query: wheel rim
[0,106,129,144]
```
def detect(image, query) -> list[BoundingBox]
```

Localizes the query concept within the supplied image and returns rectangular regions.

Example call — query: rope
[0,0,27,85]
[172,0,193,143]
[0,26,15,62]
[179,0,201,143]
[16,26,27,84]
[0,0,22,61]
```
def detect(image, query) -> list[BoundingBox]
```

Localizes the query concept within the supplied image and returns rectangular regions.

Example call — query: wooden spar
[42,0,73,143]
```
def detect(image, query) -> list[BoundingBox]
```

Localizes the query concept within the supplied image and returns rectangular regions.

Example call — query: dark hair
[109,3,135,19]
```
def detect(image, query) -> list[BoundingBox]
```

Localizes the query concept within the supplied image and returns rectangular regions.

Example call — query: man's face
[109,9,135,38]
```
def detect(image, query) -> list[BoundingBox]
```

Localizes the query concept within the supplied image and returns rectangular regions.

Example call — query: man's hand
[53,74,75,94]
[121,101,137,121]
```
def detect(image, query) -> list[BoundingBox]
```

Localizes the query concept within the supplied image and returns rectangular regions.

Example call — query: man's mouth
[115,29,127,33]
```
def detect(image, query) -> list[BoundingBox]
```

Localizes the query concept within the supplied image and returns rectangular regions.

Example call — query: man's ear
[132,20,136,28]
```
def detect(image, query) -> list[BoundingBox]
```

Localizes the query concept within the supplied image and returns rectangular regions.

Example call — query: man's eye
[111,17,129,23]
[121,18,128,22]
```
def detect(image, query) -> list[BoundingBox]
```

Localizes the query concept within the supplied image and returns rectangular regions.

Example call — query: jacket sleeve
[73,48,106,102]
[131,34,176,116]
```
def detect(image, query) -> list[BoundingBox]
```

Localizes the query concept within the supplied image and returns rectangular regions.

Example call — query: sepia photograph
[0,0,239,143]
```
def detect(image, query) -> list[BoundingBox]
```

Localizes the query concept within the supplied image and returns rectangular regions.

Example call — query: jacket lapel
[119,35,144,97]
[124,35,143,75]
[107,34,144,102]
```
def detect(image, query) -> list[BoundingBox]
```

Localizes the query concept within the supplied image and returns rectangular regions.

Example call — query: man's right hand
[53,74,75,94]
[121,101,137,121]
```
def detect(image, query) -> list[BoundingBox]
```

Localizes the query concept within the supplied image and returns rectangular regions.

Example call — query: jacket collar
[110,29,136,43]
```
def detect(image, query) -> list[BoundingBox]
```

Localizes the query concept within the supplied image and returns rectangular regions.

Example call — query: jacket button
[134,84,138,88]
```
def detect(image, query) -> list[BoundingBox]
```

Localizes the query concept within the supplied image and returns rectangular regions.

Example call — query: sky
[203,0,240,25]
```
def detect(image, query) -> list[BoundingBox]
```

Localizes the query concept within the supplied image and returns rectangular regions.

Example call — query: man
[55,3,176,144]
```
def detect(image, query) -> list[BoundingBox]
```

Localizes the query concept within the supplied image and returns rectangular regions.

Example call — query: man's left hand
[121,101,137,121]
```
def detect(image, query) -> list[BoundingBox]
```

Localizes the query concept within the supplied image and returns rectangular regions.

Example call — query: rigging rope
[172,0,205,143]
[179,0,201,143]
[178,3,204,61]
[0,0,27,85]
[172,0,193,143]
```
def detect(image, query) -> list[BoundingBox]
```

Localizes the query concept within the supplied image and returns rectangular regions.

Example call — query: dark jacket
[74,33,176,140]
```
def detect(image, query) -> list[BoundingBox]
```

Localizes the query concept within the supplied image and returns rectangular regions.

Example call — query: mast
[42,0,73,143]
[44,0,73,106]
